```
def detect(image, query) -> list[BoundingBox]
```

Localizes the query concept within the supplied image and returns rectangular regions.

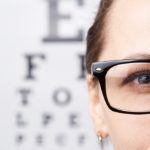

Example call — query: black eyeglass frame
[91,59,150,115]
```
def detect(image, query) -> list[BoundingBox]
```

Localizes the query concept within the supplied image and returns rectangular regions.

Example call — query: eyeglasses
[91,59,150,115]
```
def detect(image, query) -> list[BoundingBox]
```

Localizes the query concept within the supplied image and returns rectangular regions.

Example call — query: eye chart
[0,0,113,150]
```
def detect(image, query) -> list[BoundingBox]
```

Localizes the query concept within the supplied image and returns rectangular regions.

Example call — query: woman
[86,0,150,150]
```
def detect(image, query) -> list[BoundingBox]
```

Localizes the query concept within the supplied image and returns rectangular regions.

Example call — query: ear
[86,74,109,139]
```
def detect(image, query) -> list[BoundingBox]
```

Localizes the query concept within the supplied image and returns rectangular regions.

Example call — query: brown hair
[86,0,113,74]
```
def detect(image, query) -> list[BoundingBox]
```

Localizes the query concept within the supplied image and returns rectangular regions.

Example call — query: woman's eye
[133,74,150,85]
[122,71,150,86]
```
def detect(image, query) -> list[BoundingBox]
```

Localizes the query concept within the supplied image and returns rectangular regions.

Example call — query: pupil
[138,75,150,84]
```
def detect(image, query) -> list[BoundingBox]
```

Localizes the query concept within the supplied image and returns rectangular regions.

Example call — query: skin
[87,0,150,150]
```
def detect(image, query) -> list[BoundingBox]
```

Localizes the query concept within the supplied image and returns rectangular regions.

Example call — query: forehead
[100,0,150,61]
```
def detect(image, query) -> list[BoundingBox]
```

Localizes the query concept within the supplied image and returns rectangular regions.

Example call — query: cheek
[102,103,150,149]
[98,79,150,149]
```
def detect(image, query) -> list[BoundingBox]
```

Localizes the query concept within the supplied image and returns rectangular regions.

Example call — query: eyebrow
[124,53,150,59]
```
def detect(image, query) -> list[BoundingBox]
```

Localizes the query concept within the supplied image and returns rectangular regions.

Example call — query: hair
[86,0,114,74]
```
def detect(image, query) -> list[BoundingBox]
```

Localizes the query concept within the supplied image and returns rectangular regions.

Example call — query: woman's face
[88,0,150,150]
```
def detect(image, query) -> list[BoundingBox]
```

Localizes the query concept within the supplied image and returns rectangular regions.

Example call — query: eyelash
[122,69,150,85]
